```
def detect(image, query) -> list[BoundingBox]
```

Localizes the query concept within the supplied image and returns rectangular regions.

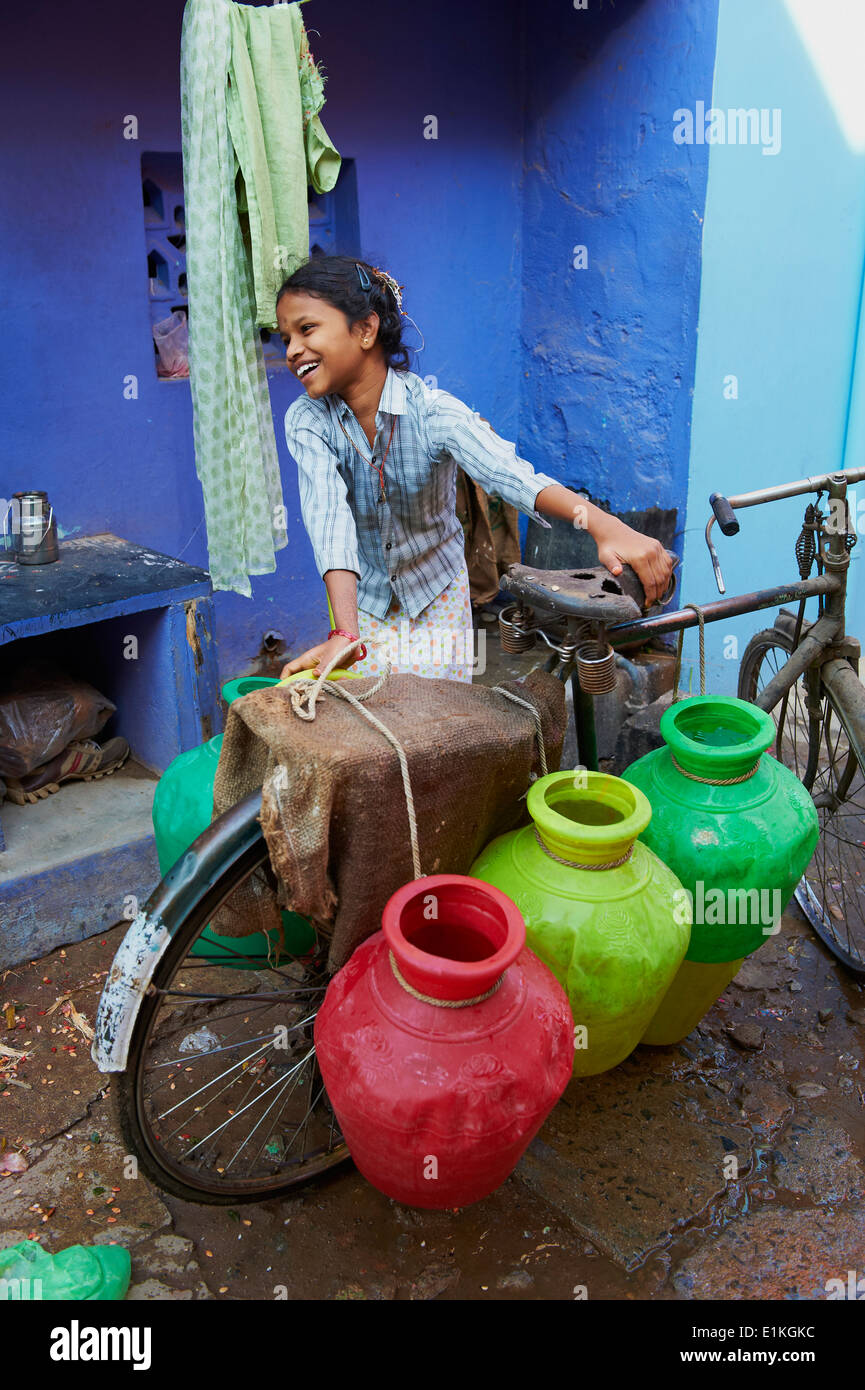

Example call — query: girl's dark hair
[276,254,412,372]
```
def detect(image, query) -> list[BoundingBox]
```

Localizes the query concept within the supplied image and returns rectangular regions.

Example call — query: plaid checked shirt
[283,366,559,620]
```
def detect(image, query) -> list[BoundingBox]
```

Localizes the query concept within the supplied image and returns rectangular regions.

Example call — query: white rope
[489,685,548,776]
[282,647,549,885]
[284,641,424,881]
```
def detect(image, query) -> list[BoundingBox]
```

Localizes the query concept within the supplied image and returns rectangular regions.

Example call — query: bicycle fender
[819,657,865,766]
[90,787,266,1073]
[91,909,171,1073]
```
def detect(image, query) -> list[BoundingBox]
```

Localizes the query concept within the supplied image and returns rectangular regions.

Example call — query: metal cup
[10,491,59,565]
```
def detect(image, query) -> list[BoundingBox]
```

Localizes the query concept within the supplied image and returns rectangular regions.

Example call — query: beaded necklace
[336,412,398,503]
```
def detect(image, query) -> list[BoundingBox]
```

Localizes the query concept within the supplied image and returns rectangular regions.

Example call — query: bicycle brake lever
[705,516,726,594]
[656,552,681,609]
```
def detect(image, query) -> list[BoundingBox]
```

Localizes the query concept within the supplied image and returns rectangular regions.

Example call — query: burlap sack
[211,669,566,971]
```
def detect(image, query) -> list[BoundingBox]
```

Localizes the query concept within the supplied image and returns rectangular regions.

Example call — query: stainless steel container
[8,491,59,565]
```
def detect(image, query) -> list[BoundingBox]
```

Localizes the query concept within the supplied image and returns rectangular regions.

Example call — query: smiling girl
[277,255,672,682]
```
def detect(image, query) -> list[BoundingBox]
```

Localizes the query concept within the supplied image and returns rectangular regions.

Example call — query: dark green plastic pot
[151,676,314,965]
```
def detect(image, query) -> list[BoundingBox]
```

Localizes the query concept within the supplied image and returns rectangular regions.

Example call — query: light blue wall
[683,0,865,693]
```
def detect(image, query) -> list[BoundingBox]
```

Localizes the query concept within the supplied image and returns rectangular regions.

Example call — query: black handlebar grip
[710,492,739,536]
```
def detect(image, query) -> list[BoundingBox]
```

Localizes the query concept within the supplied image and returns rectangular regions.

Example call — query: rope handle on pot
[389,951,502,1007]
[668,609,762,784]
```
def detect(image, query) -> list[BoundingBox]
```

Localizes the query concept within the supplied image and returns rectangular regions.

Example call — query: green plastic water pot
[622,695,819,1043]
[152,675,317,964]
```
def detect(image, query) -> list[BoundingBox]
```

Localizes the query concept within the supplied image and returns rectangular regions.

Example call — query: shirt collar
[336,365,408,420]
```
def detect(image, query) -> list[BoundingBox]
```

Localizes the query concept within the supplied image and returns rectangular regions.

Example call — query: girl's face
[277,290,378,398]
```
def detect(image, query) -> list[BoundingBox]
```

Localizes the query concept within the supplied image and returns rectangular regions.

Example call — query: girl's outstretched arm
[534,483,673,607]
[428,393,673,606]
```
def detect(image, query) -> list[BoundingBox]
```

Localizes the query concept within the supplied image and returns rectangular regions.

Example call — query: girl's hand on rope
[280,634,362,680]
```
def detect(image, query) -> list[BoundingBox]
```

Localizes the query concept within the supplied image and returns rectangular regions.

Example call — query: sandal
[4,737,131,805]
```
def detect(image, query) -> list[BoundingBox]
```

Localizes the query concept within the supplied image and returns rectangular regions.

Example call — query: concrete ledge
[0,768,160,968]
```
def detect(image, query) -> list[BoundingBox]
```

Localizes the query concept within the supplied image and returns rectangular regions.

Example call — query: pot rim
[659,695,775,777]
[527,770,651,856]
[382,874,525,1002]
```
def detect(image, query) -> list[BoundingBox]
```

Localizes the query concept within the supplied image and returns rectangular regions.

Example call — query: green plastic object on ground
[622,695,820,1043]
[0,1240,131,1300]
[469,770,690,1076]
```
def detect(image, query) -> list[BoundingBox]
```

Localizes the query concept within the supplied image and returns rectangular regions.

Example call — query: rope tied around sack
[284,640,424,880]
[489,686,548,776]
[280,642,551,885]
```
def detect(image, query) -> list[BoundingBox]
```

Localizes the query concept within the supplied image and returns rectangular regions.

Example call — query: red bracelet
[329,628,367,661]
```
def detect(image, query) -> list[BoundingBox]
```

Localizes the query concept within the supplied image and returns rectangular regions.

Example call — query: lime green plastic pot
[469,771,691,1076]
[622,695,819,1043]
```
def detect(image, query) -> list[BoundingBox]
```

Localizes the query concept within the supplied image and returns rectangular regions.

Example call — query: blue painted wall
[519,0,719,529]
[1,0,528,695]
[2,0,720,712]
[683,0,865,693]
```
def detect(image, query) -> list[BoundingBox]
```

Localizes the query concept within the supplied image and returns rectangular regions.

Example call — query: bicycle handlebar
[709,492,739,535]
[705,464,865,594]
[718,464,865,513]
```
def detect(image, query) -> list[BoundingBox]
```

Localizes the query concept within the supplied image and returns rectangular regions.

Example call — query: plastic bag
[0,1239,130,1300]
[0,660,116,777]
[153,309,189,377]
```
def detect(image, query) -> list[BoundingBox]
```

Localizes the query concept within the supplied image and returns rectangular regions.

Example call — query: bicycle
[94,462,865,1204]
[502,462,865,976]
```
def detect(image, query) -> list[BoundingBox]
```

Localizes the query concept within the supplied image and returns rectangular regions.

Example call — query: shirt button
[385,542,392,550]
[390,574,397,581]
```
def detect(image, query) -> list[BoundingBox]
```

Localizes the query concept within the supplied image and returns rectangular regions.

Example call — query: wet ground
[1,615,863,1299]
[1,902,862,1300]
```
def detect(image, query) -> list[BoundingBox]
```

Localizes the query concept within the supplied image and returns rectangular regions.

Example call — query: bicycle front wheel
[114,813,350,1204]
[738,626,865,974]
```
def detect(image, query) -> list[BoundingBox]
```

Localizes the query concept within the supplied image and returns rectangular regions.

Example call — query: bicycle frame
[539,466,865,772]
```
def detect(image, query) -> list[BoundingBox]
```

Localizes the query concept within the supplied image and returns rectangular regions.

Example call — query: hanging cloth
[227,1,341,328]
[180,0,342,595]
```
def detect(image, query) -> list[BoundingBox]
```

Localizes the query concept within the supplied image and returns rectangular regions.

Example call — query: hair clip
[355,263,372,290]
[370,266,405,312]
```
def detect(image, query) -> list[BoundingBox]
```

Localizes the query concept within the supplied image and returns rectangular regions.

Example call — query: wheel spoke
[122,852,349,1200]
[249,1053,318,1166]
[181,1048,316,1158]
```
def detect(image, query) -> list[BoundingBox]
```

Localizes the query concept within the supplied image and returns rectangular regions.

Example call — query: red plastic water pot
[314,874,574,1209]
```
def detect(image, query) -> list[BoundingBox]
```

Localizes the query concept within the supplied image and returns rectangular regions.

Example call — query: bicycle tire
[113,831,351,1205]
[738,625,865,974]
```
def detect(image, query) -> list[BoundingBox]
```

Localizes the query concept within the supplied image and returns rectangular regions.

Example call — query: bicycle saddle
[502,552,680,624]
